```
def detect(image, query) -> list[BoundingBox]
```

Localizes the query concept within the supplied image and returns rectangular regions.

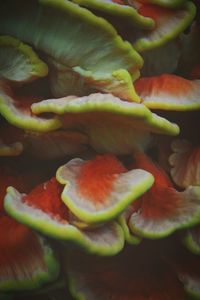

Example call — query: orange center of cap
[78,155,126,204]
[24,177,69,220]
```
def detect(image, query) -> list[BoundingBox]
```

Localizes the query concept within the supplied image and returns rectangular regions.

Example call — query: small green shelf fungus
[0,0,143,102]
[32,93,180,155]
[4,177,125,256]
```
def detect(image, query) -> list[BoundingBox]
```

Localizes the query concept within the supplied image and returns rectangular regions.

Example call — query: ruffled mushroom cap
[128,152,200,238]
[0,0,143,102]
[135,74,200,110]
[0,36,61,132]
[32,93,179,155]
[169,139,200,188]
[71,0,155,29]
[67,242,186,300]
[4,175,125,256]
[0,169,59,292]
[0,82,61,132]
[128,1,196,52]
[56,154,154,224]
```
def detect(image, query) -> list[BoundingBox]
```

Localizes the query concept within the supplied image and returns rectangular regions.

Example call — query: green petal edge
[0,35,48,82]
[4,187,124,256]
[0,0,143,101]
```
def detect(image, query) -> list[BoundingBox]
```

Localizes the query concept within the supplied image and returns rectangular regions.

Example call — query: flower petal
[135,74,200,110]
[4,179,124,256]
[32,93,180,155]
[0,0,143,102]
[169,139,200,188]
[56,154,154,223]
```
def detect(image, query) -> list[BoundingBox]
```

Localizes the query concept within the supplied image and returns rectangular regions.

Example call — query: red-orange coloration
[77,155,127,204]
[131,153,181,219]
[138,3,172,20]
[24,177,69,220]
[0,216,43,269]
[135,74,193,97]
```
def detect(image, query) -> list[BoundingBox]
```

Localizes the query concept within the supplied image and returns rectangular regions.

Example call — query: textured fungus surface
[0,0,200,298]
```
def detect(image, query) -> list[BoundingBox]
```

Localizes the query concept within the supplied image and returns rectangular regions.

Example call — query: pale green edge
[142,100,200,111]
[183,230,200,255]
[129,201,200,239]
[0,95,62,132]
[72,0,155,29]
[32,95,180,136]
[0,142,23,156]
[59,171,154,224]
[0,234,60,292]
[145,0,186,8]
[73,67,142,102]
[133,1,196,52]
[68,274,87,300]
[0,35,48,80]
[118,215,141,245]
[4,187,124,256]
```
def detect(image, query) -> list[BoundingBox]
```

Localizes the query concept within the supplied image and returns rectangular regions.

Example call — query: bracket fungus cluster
[0,0,200,299]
